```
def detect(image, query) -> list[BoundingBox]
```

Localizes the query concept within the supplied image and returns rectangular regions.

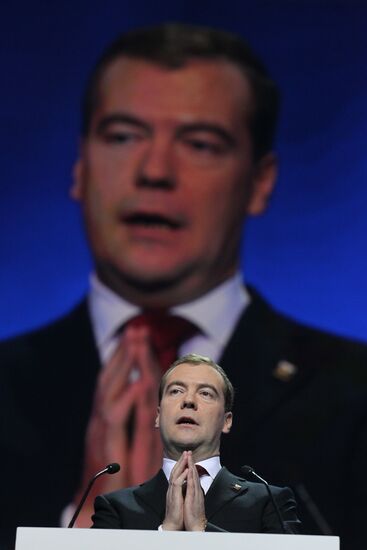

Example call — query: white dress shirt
[162,455,222,494]
[88,272,250,365]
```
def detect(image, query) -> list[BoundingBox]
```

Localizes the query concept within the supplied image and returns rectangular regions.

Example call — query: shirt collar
[171,273,249,348]
[162,455,222,482]
[88,272,250,351]
[88,273,139,350]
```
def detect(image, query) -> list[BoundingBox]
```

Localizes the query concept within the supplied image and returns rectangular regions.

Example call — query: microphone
[241,465,286,533]
[68,462,120,528]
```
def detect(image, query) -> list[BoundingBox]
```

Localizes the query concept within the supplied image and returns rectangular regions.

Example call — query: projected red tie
[127,311,198,371]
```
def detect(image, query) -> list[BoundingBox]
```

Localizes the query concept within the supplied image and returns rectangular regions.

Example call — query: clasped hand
[162,451,207,531]
[73,325,162,526]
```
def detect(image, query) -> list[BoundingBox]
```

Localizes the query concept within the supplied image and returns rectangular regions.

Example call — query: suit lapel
[220,287,316,437]
[205,468,248,520]
[134,470,168,520]
[48,299,101,430]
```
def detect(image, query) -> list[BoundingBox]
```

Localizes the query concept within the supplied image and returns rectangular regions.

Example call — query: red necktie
[126,311,198,371]
[195,465,209,477]
[182,465,209,496]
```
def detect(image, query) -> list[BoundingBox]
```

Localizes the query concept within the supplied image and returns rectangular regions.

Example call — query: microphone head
[241,465,254,477]
[107,463,121,474]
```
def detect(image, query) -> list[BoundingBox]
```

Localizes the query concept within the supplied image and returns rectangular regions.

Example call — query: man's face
[156,362,232,460]
[72,57,276,306]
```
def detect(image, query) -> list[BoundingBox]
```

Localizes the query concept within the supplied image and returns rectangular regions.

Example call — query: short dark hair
[81,23,280,160]
[158,353,234,412]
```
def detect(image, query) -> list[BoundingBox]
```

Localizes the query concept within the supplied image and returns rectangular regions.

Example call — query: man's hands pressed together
[73,325,162,526]
[163,451,207,531]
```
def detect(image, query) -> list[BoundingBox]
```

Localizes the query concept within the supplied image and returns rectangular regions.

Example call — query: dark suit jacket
[1,287,366,549]
[91,467,300,533]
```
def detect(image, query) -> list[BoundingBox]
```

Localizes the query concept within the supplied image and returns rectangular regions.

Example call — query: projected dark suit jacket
[0,287,366,549]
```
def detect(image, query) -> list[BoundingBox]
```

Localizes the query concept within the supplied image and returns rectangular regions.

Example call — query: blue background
[1,0,366,342]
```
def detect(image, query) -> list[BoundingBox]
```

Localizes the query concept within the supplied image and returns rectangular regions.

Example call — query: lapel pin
[231,483,242,492]
[273,360,298,382]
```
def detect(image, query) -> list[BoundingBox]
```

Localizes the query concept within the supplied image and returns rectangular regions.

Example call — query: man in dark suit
[0,22,366,550]
[92,354,300,533]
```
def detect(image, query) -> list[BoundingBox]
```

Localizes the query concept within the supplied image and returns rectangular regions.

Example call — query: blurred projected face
[72,57,276,306]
